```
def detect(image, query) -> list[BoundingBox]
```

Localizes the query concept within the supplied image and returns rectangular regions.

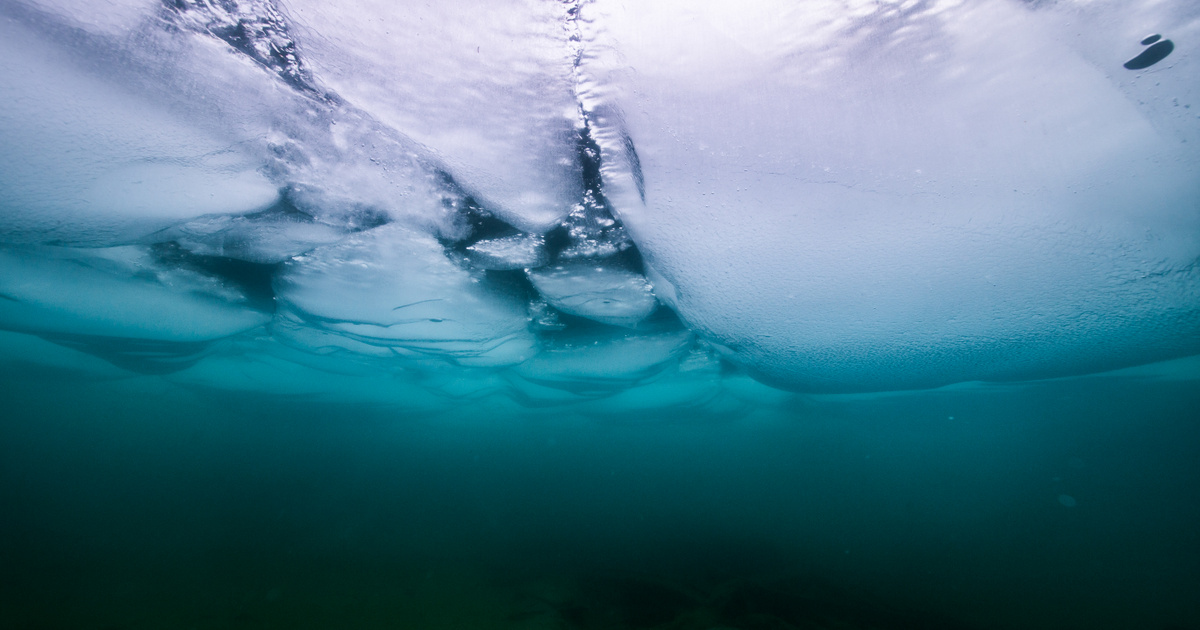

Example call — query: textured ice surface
[160,210,346,265]
[0,0,1198,399]
[527,262,658,329]
[282,0,583,233]
[274,223,537,367]
[466,234,549,271]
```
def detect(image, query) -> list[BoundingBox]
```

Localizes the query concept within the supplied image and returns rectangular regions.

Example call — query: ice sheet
[283,0,584,233]
[0,0,1197,398]
[579,0,1200,392]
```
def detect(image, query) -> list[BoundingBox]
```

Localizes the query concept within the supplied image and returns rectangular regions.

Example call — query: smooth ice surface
[580,0,1200,391]
[0,15,280,246]
[0,246,270,342]
[513,331,693,393]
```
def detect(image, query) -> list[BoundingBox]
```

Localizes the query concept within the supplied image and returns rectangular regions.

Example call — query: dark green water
[2,363,1197,630]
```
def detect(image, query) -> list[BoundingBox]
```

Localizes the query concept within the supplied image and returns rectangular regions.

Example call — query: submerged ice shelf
[0,0,1198,402]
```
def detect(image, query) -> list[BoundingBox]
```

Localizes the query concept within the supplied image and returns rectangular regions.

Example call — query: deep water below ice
[2,365,1198,630]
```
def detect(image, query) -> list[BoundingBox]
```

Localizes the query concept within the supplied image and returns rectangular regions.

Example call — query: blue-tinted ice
[0,0,1198,399]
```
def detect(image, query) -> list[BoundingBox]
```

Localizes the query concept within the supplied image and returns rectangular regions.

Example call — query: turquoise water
[3,359,1198,629]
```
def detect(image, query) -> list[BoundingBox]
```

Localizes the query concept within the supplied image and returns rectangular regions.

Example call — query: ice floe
[527,262,658,329]
[466,234,550,271]
[0,245,271,342]
[273,223,538,367]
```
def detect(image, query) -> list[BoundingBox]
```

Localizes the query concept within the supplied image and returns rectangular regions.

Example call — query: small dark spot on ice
[1125,39,1173,70]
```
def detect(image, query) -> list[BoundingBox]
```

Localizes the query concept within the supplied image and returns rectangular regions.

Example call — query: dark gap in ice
[258,191,317,221]
[637,299,684,331]
[454,199,516,244]
[149,242,278,313]
[479,268,539,304]
[36,333,211,374]
[163,0,333,102]
[613,240,648,276]
[718,357,746,376]
[438,180,551,271]
[544,311,640,336]
[418,120,662,332]
[511,123,659,329]
[578,122,606,208]
[554,126,637,261]
[621,131,646,203]
[1124,39,1174,69]
[1141,33,1162,46]
[435,120,643,270]
[543,224,572,258]
[432,169,517,247]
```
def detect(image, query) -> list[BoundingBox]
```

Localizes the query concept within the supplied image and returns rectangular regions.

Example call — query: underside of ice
[274,223,538,366]
[579,0,1200,391]
[466,234,549,271]
[0,245,271,342]
[1,0,1198,399]
[0,14,280,246]
[527,262,658,329]
[281,0,584,233]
